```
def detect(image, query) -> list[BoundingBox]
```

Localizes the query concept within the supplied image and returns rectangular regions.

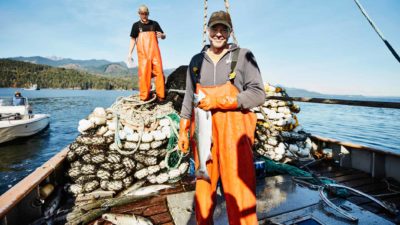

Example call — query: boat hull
[0,114,50,144]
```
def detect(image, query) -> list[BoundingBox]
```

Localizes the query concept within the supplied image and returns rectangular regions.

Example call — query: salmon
[193,90,212,181]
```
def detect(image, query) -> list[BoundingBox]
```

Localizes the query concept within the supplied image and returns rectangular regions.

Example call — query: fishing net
[260,156,348,197]
[164,113,186,170]
[68,93,191,195]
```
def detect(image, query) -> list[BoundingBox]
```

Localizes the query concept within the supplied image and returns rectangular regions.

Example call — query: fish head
[102,213,118,223]
[193,90,206,106]
[193,94,200,106]
[137,215,154,225]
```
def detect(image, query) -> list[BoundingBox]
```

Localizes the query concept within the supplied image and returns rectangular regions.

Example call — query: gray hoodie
[180,44,266,119]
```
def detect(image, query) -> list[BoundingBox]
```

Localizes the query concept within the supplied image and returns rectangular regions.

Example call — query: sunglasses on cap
[139,12,149,15]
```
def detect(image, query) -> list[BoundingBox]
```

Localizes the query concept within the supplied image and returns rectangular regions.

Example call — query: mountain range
[6,56,399,101]
[9,56,175,77]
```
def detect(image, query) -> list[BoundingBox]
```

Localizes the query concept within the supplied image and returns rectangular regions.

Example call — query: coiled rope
[109,94,187,170]
[224,0,238,45]
[202,0,208,47]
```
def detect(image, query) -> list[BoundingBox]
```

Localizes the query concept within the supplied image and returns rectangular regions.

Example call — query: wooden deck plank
[149,212,174,224]
[310,162,363,179]
[333,173,370,183]
[308,163,400,223]
[355,182,388,193]
[143,202,169,217]
[341,178,376,188]
[347,196,373,205]
[375,195,400,205]
[359,203,382,214]
[110,196,166,214]
[320,170,358,178]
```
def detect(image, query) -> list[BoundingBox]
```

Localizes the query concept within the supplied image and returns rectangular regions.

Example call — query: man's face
[139,10,149,22]
[208,24,231,49]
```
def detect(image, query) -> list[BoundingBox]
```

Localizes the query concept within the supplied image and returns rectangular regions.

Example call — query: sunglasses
[209,27,230,36]
[139,12,149,15]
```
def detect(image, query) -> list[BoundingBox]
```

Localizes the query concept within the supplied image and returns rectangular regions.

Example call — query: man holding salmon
[178,10,265,225]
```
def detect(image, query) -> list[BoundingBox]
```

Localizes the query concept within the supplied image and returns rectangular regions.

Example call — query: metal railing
[267,96,400,109]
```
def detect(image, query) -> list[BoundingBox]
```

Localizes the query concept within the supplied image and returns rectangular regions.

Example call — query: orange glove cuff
[178,118,191,153]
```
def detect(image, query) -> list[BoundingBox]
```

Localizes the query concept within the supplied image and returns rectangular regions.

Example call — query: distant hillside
[282,86,326,98]
[282,86,400,101]
[9,56,174,77]
[283,86,368,99]
[11,56,111,68]
[0,59,137,90]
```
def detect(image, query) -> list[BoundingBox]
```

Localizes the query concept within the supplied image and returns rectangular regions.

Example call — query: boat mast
[353,0,400,63]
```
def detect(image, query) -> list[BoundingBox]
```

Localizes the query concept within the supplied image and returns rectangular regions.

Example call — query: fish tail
[195,169,211,182]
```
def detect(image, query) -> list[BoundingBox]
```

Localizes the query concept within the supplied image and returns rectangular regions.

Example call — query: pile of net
[252,83,314,162]
[66,94,189,195]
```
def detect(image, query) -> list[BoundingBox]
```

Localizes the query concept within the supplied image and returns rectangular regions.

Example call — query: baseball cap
[208,11,232,30]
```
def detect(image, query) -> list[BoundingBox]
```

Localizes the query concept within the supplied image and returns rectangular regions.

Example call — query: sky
[0,0,399,96]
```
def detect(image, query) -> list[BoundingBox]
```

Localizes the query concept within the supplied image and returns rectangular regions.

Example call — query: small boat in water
[0,97,50,144]
[23,84,40,91]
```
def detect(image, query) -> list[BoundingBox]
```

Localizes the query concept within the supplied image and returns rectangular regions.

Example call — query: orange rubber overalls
[136,24,165,100]
[190,80,258,225]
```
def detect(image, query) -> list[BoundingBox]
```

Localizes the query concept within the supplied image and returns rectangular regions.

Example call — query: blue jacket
[12,97,25,106]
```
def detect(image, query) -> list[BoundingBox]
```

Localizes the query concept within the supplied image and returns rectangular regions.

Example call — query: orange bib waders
[191,81,258,225]
[136,30,165,100]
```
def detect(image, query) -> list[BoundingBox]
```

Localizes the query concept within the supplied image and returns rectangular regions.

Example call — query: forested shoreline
[0,59,138,90]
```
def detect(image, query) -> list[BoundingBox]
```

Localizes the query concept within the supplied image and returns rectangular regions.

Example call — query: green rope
[163,113,187,170]
[260,156,348,197]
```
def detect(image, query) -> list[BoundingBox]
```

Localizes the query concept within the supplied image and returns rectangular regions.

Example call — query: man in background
[12,91,25,106]
[127,5,166,101]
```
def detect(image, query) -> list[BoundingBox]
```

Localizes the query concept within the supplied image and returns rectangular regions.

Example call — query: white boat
[0,97,50,144]
[23,84,40,90]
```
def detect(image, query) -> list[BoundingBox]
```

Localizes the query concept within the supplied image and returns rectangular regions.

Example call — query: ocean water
[0,88,133,195]
[0,88,399,195]
[296,103,400,152]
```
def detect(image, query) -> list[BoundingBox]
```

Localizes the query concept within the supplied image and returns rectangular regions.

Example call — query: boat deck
[310,162,400,223]
[86,178,196,225]
[82,161,400,225]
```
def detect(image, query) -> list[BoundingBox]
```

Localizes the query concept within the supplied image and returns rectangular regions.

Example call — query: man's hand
[156,31,165,39]
[198,96,217,111]
[178,118,191,153]
[198,95,238,111]
[127,54,133,62]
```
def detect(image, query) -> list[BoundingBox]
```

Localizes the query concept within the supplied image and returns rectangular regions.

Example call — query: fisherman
[127,5,166,101]
[178,11,265,225]
[12,91,25,106]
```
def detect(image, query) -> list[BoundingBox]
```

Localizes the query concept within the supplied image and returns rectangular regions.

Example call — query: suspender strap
[191,48,241,86]
[190,63,201,85]
[229,48,240,81]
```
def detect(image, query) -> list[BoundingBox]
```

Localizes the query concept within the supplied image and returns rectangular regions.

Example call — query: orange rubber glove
[178,118,191,153]
[198,95,238,111]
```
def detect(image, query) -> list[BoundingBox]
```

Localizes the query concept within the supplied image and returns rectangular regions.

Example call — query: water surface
[0,88,399,195]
